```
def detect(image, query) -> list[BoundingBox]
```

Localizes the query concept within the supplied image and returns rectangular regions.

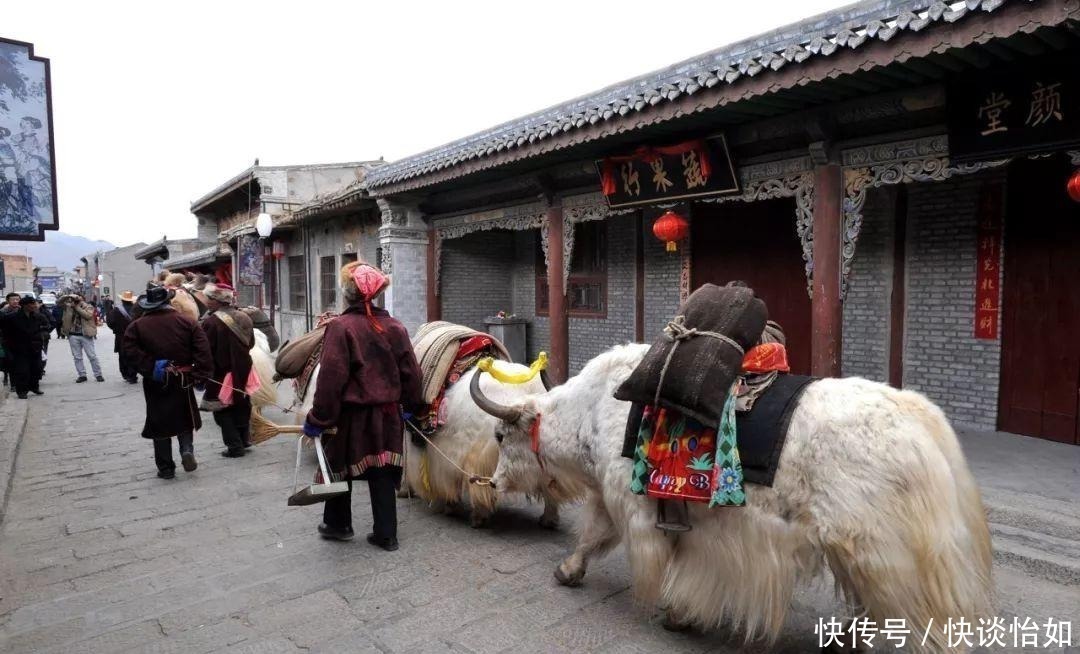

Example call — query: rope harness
[655,315,745,408]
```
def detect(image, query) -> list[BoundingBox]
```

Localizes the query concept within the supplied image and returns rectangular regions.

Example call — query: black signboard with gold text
[947,55,1080,163]
[596,135,738,209]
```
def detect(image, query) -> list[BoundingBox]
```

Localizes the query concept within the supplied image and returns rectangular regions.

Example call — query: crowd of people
[1,262,423,551]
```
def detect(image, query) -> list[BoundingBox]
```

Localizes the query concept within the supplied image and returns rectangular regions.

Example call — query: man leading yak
[199,283,256,458]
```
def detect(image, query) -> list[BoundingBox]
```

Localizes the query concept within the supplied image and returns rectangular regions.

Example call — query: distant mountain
[0,232,117,270]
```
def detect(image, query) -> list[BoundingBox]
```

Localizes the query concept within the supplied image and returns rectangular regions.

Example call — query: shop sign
[0,38,57,241]
[596,135,738,209]
[974,184,1003,340]
[948,56,1080,163]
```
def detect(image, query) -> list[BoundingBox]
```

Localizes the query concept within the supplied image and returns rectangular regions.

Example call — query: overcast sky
[4,0,849,248]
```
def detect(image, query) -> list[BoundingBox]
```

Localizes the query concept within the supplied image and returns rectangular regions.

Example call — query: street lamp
[255,212,273,238]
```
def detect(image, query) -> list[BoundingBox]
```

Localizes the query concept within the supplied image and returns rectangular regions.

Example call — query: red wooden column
[426,228,441,322]
[546,203,569,384]
[811,164,843,378]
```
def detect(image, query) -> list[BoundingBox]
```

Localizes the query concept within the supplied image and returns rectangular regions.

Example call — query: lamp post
[255,211,274,321]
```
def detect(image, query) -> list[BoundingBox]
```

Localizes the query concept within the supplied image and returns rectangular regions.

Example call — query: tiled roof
[365,0,1030,191]
[133,237,168,261]
[161,243,234,270]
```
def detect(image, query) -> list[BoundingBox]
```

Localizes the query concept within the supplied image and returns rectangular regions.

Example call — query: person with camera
[61,294,104,383]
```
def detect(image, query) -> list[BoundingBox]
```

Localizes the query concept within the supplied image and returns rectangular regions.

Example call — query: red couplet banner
[974,185,1003,340]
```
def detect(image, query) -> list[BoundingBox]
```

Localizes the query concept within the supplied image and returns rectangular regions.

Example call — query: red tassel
[366,301,386,334]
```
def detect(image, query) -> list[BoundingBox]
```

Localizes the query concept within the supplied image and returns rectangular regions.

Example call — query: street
[0,328,1078,653]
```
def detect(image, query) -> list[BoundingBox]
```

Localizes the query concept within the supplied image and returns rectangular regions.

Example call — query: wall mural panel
[0,38,56,241]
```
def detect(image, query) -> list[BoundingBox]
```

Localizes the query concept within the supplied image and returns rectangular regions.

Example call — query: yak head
[469,367,553,495]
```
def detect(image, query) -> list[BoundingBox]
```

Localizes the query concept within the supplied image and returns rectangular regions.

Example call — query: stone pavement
[0,328,1077,653]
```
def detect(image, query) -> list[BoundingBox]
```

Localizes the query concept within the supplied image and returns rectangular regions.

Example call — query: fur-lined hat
[204,283,236,305]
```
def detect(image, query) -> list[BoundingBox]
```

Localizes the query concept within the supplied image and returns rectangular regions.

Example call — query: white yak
[473,344,993,653]
[300,361,571,528]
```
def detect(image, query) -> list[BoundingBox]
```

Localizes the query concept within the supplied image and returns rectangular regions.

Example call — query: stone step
[991,527,1080,586]
[981,488,1080,543]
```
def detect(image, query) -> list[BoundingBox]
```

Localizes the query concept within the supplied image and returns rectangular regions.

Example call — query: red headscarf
[351,264,389,333]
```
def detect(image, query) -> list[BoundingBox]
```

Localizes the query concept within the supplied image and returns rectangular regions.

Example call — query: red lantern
[271,241,286,260]
[652,210,689,252]
[1068,169,1080,203]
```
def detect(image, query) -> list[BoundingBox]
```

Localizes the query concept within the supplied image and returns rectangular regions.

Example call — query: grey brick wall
[440,231,515,333]
[510,230,548,362]
[643,209,682,341]
[842,187,894,383]
[903,171,1005,431]
[567,215,636,373]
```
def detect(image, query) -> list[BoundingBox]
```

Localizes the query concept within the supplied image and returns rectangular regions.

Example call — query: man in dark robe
[123,286,213,479]
[199,283,255,458]
[105,290,139,383]
[0,295,48,398]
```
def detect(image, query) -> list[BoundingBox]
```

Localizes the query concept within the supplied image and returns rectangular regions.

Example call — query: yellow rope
[420,451,431,494]
[477,352,548,384]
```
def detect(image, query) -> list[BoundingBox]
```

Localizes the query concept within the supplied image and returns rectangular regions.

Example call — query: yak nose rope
[404,418,496,488]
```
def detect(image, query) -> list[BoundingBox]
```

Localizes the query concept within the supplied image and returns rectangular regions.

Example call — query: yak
[472,343,993,653]
[300,360,573,528]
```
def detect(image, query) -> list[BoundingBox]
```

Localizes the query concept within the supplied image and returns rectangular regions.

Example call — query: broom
[250,409,335,445]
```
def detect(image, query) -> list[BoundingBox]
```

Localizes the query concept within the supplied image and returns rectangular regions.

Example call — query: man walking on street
[0,295,47,398]
[199,283,255,458]
[62,294,104,382]
[105,290,139,383]
[123,286,213,479]
[1,292,19,390]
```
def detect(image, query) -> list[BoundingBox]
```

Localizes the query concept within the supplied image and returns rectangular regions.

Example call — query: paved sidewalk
[0,329,1077,653]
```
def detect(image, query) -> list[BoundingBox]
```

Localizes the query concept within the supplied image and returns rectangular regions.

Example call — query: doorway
[998,156,1080,444]
[690,198,812,375]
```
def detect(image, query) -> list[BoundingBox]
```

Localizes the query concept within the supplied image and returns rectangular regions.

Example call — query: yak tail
[825,392,994,654]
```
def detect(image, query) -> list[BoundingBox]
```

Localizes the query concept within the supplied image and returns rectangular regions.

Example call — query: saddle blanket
[622,373,816,488]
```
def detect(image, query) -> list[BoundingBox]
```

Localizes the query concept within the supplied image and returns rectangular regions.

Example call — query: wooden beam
[546,204,569,384]
[811,164,843,377]
[888,186,908,388]
[426,228,441,322]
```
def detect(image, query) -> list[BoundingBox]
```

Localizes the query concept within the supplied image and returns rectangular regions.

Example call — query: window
[288,255,306,312]
[319,255,337,310]
[536,221,607,317]
[342,252,358,265]
[238,284,256,307]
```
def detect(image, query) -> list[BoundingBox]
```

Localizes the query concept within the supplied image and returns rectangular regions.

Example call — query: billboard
[0,38,57,241]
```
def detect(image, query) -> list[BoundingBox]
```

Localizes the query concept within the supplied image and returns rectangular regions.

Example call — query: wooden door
[999,157,1080,444]
[690,198,812,375]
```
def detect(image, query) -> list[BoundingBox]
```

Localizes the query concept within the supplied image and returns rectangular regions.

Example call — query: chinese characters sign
[974,184,1002,340]
[0,38,57,241]
[948,56,1080,163]
[596,135,738,209]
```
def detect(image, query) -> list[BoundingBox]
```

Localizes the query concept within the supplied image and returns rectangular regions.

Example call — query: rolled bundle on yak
[614,283,766,426]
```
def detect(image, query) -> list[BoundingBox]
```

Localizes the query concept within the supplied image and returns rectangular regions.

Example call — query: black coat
[105,303,135,353]
[0,307,48,356]
[123,307,214,439]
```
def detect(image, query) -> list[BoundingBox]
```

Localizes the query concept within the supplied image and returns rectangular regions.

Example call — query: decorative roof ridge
[366,0,1030,191]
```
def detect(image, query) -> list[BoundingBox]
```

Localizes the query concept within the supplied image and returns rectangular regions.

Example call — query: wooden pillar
[546,203,569,384]
[426,228,441,322]
[811,164,843,378]
[888,186,908,388]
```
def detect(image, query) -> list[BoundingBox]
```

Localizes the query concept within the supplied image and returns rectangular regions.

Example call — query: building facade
[359,0,1080,445]
[0,253,34,294]
[81,242,150,302]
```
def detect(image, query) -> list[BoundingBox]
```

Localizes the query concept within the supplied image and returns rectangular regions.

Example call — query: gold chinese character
[682,150,707,189]
[978,92,1011,136]
[620,162,641,197]
[981,277,995,292]
[980,298,995,311]
[1025,82,1063,126]
[983,259,996,272]
[979,316,994,331]
[650,158,674,193]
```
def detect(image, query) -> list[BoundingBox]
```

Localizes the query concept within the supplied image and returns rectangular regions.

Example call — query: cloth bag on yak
[614,284,767,425]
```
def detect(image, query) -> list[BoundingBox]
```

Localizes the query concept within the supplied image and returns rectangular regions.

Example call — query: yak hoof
[538,515,559,530]
[553,564,584,587]
[470,514,490,529]
[661,611,693,633]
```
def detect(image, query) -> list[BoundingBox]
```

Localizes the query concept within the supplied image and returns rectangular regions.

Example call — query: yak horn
[469,370,522,423]
[540,368,554,392]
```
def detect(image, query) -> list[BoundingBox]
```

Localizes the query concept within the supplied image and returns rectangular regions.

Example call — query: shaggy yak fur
[403,365,575,527]
[486,344,993,653]
[302,363,571,528]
